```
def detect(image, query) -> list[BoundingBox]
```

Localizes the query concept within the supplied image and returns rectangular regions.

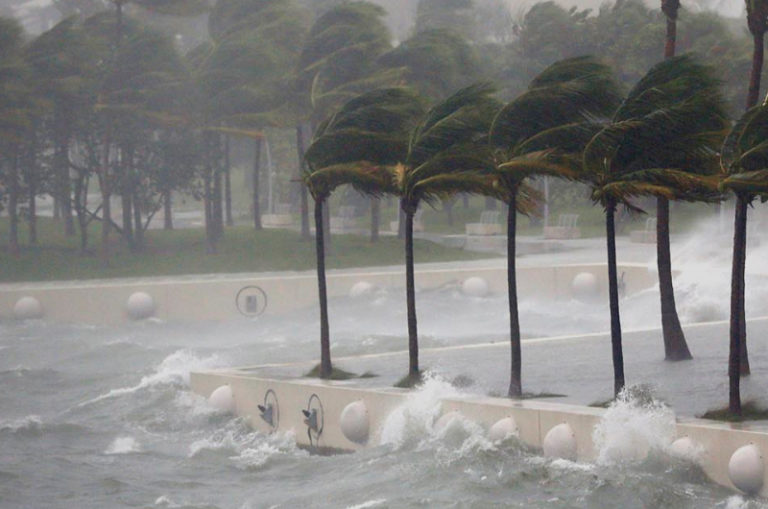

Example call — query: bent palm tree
[304,88,423,378]
[720,100,768,415]
[395,83,500,383]
[581,55,726,397]
[488,56,620,398]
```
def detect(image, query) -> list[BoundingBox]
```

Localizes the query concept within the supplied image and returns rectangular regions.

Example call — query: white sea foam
[0,414,43,434]
[105,436,141,454]
[79,350,224,407]
[231,431,302,470]
[346,499,388,509]
[593,385,676,465]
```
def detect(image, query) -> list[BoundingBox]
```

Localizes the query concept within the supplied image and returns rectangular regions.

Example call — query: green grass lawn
[0,217,494,283]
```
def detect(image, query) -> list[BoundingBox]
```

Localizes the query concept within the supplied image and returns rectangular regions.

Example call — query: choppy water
[1,278,767,509]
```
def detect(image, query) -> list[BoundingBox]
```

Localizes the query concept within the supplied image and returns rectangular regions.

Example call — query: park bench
[543,213,581,239]
[261,203,294,228]
[630,217,657,243]
[465,210,502,236]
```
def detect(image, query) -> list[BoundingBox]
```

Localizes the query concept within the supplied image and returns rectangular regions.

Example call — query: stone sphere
[543,423,577,460]
[729,444,765,495]
[668,436,700,461]
[340,400,369,444]
[208,385,235,413]
[461,277,489,298]
[126,292,155,320]
[488,416,519,442]
[571,272,598,299]
[349,281,374,298]
[13,296,43,320]
[434,411,462,433]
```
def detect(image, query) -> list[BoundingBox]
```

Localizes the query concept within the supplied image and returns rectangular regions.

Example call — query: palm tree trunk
[314,196,332,378]
[163,189,173,230]
[507,194,522,398]
[253,137,263,230]
[729,193,748,416]
[657,197,692,360]
[296,124,310,240]
[133,192,143,250]
[74,173,88,254]
[8,150,19,256]
[747,30,765,109]
[224,135,233,227]
[370,197,380,242]
[404,201,419,378]
[606,199,625,397]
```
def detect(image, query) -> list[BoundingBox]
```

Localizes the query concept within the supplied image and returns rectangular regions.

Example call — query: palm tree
[488,56,620,398]
[581,55,727,397]
[720,100,768,416]
[395,83,500,383]
[303,88,423,378]
[656,0,694,361]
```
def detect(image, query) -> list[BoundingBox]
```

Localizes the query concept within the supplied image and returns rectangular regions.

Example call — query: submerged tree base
[394,371,424,388]
[701,401,768,422]
[304,364,371,380]
[488,390,566,400]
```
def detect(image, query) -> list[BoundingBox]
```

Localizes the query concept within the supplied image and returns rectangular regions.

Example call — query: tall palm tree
[657,0,694,361]
[395,83,500,383]
[488,56,620,398]
[581,55,727,397]
[303,88,423,378]
[720,100,768,415]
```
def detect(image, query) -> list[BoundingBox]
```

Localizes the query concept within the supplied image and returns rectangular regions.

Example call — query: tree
[580,55,726,397]
[488,56,620,397]
[720,100,768,415]
[304,88,423,377]
[395,83,499,383]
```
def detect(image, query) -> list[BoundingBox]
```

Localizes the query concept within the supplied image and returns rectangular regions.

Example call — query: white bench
[390,209,424,234]
[630,217,657,243]
[543,214,581,239]
[331,205,358,233]
[465,210,502,236]
[261,203,294,228]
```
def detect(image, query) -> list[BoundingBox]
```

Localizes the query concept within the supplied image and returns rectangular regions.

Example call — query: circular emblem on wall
[235,286,268,317]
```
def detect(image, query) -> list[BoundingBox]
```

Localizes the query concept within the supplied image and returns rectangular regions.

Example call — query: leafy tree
[580,55,726,396]
[395,83,499,382]
[304,87,423,378]
[488,56,620,397]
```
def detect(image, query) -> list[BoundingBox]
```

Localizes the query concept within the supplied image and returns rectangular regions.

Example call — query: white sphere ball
[13,296,43,320]
[126,292,155,320]
[208,385,235,413]
[349,281,374,298]
[668,436,700,461]
[488,416,519,442]
[462,277,489,298]
[571,272,598,299]
[543,423,577,460]
[729,444,765,495]
[434,411,462,433]
[340,400,369,444]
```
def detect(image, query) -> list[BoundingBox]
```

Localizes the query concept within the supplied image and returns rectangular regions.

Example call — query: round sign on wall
[235,286,268,317]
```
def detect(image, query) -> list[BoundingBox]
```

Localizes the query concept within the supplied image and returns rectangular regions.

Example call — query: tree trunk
[314,197,332,378]
[296,124,310,240]
[74,173,88,254]
[729,194,748,416]
[133,192,143,250]
[212,169,224,241]
[657,197,692,360]
[224,135,233,227]
[507,194,522,398]
[663,3,678,59]
[55,137,74,236]
[606,199,625,397]
[253,138,263,230]
[397,208,406,239]
[322,200,331,248]
[121,189,133,246]
[8,150,19,256]
[27,143,37,245]
[163,189,173,230]
[370,197,380,242]
[203,171,215,254]
[404,201,419,378]
[746,30,765,109]
[100,188,111,267]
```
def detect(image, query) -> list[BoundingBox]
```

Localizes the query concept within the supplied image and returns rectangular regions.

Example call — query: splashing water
[593,385,676,465]
[105,436,141,455]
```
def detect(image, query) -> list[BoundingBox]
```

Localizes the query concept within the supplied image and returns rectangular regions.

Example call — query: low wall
[0,263,655,325]
[190,371,768,498]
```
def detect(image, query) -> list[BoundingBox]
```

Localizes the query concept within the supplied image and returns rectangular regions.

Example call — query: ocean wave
[0,415,43,435]
[104,436,142,455]
[78,350,224,407]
